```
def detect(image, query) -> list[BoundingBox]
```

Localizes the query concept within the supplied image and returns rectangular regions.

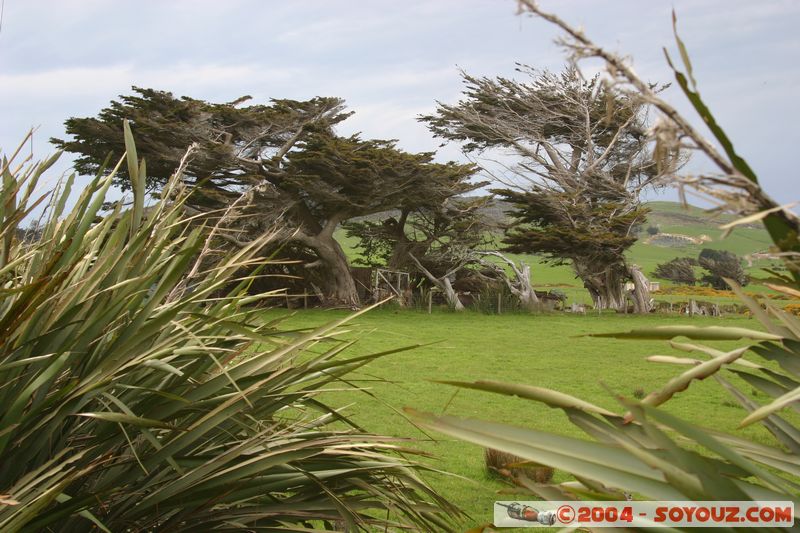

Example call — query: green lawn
[262,307,779,529]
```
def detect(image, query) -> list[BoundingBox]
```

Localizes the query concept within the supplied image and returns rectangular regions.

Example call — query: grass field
[309,201,793,527]
[262,307,779,529]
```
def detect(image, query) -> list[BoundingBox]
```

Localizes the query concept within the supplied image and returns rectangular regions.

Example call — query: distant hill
[644,201,763,231]
[632,201,773,271]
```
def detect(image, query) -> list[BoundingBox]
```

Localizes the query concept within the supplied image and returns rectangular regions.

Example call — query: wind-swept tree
[345,196,494,310]
[423,67,671,312]
[53,88,477,306]
[345,195,490,271]
[654,256,698,285]
[698,248,749,289]
[276,133,478,305]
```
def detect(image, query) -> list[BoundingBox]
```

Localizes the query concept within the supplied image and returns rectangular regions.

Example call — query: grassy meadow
[267,200,794,527]
[262,307,780,528]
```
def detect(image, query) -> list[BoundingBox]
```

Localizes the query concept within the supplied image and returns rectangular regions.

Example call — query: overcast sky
[1,0,798,205]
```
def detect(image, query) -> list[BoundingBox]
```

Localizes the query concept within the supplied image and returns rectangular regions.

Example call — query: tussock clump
[484,448,554,483]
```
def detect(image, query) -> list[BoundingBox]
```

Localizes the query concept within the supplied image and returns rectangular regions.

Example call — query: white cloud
[0,64,303,99]
[274,14,389,47]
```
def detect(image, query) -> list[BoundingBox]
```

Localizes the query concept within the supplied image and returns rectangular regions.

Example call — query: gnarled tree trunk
[479,251,540,311]
[295,209,360,308]
[440,276,465,311]
[310,238,360,307]
[408,253,465,311]
[512,262,539,311]
[575,260,627,311]
[627,264,653,314]
[387,210,412,270]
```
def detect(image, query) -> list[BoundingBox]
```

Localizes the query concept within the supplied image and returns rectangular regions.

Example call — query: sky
[0,0,798,206]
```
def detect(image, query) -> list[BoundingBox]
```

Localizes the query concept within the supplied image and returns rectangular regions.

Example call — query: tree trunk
[627,264,653,314]
[510,262,539,311]
[408,253,465,312]
[441,276,465,311]
[387,210,411,269]
[479,252,539,312]
[585,282,626,311]
[575,261,627,311]
[294,209,360,308]
[310,237,360,308]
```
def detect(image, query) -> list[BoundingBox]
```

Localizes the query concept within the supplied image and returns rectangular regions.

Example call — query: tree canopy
[281,133,476,226]
[52,87,478,306]
[422,66,668,311]
[654,256,698,285]
[698,248,749,289]
[52,87,350,208]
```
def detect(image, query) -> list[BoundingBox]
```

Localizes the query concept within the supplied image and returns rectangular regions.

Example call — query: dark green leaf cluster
[498,187,648,266]
[344,196,493,276]
[282,133,478,221]
[344,219,397,267]
[653,256,698,284]
[51,87,351,207]
[698,248,749,289]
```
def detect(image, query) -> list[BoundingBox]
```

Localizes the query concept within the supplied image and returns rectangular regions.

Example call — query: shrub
[0,128,457,532]
[646,225,660,236]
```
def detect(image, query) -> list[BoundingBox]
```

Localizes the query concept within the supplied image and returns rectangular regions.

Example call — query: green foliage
[52,87,350,208]
[334,201,776,307]
[344,219,396,267]
[501,189,647,267]
[654,256,697,285]
[52,88,480,306]
[344,197,493,281]
[0,130,457,531]
[699,248,749,289]
[283,134,477,220]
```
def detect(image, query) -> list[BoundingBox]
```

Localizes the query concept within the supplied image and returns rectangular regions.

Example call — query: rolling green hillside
[338,201,778,305]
